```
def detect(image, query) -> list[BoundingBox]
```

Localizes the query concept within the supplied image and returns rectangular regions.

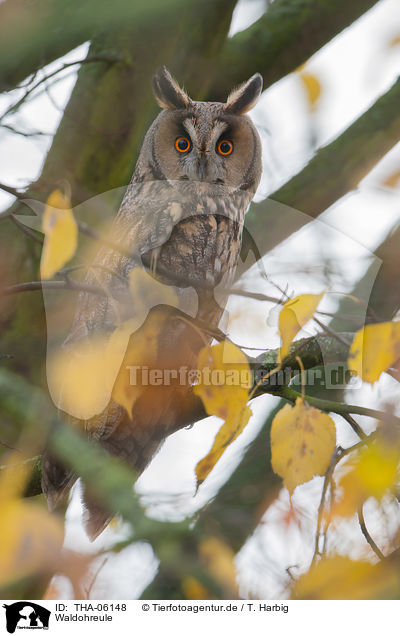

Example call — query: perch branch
[276,386,400,424]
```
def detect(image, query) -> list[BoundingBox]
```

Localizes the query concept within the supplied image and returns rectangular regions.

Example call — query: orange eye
[217,140,233,156]
[175,136,191,153]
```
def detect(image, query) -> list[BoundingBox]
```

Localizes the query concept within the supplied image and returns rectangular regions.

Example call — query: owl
[41,66,263,539]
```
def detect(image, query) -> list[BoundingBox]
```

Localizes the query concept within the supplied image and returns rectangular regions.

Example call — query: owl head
[135,66,263,194]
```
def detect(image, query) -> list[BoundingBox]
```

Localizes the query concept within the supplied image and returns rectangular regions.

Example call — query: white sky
[1,0,400,599]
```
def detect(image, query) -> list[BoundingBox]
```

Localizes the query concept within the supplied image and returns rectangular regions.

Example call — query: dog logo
[3,602,50,633]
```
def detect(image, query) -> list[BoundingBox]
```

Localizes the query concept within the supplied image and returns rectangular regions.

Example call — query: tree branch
[276,386,400,424]
[0,182,23,198]
[340,412,367,440]
[210,0,380,98]
[254,332,353,380]
[331,222,400,334]
[2,279,109,299]
[239,76,400,273]
[0,0,189,92]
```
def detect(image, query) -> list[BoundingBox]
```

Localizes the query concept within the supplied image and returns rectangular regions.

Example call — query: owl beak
[197,155,208,181]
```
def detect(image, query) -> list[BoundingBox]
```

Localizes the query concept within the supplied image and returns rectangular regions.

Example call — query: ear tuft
[224,73,263,115]
[152,66,192,110]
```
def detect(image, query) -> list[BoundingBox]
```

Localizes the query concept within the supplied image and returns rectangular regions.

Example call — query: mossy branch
[0,0,188,92]
[239,75,400,272]
[210,0,380,98]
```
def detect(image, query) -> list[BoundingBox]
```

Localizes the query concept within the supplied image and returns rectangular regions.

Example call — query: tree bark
[0,0,189,91]
[0,0,380,95]
[239,76,400,275]
[210,0,380,98]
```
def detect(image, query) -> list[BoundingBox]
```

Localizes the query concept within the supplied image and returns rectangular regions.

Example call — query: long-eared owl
[42,66,263,539]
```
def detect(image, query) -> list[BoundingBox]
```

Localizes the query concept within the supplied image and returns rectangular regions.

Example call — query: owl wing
[65,180,189,343]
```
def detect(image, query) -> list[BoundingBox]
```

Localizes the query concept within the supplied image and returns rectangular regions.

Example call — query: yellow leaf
[194,342,251,418]
[0,455,30,502]
[331,467,364,519]
[383,168,400,189]
[299,71,322,108]
[270,397,336,493]
[348,321,400,383]
[195,406,252,487]
[293,556,398,599]
[49,305,173,420]
[0,499,63,587]
[182,576,212,600]
[112,308,169,418]
[0,456,63,587]
[333,439,399,518]
[279,293,324,360]
[48,317,141,420]
[357,441,399,498]
[199,537,238,596]
[40,189,78,279]
[194,342,252,487]
[48,334,116,420]
[389,34,400,48]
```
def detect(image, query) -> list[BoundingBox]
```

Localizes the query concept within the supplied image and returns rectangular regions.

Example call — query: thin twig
[0,182,23,198]
[341,293,382,324]
[278,387,400,425]
[312,446,342,565]
[0,56,120,121]
[42,79,64,112]
[0,440,19,451]
[231,286,366,326]
[340,412,367,440]
[229,288,281,304]
[285,565,298,582]
[57,263,128,286]
[1,122,50,138]
[313,316,351,346]
[312,434,378,565]
[1,278,226,342]
[9,214,44,244]
[84,557,109,599]
[2,279,109,298]
[358,504,385,560]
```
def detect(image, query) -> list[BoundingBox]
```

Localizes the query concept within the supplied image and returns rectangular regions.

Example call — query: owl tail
[41,448,77,513]
[82,497,112,541]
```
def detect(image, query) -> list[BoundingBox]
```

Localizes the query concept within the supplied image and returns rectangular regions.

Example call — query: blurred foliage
[293,555,400,600]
